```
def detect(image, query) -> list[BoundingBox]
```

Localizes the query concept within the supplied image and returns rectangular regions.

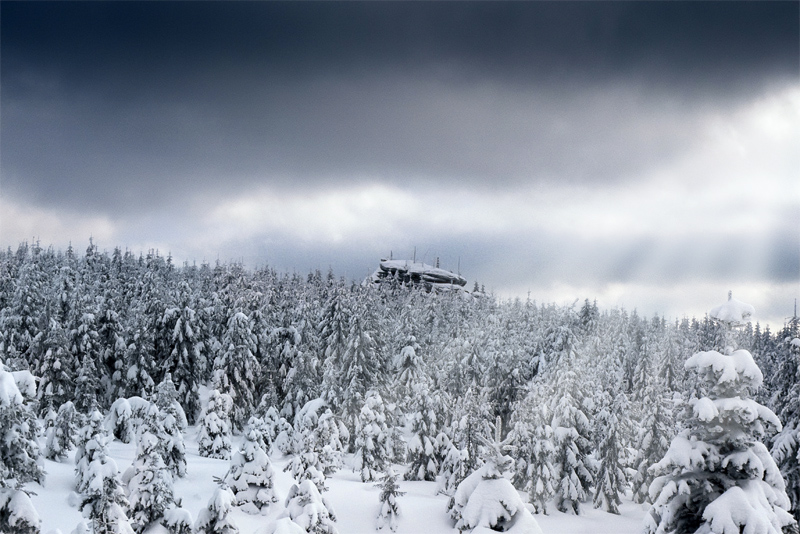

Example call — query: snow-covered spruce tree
[375,468,405,532]
[394,334,424,407]
[161,505,194,534]
[213,311,261,431]
[592,392,629,514]
[645,295,795,534]
[106,397,135,444]
[0,364,43,534]
[194,484,239,534]
[550,369,593,515]
[339,311,388,446]
[161,287,205,425]
[123,326,156,400]
[45,400,79,461]
[404,383,439,482]
[318,287,352,416]
[315,408,346,476]
[284,447,328,493]
[224,427,279,514]
[508,388,556,514]
[354,390,391,482]
[74,354,101,415]
[772,330,800,521]
[280,479,338,534]
[631,377,674,504]
[78,435,134,534]
[448,419,543,534]
[135,401,188,479]
[127,431,175,534]
[36,316,76,417]
[198,389,233,460]
[74,409,107,487]
[155,372,189,432]
[0,488,41,534]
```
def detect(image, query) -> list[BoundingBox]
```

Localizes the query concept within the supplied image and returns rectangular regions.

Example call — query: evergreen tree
[631,379,674,504]
[404,384,439,482]
[45,400,79,461]
[593,393,628,514]
[0,364,43,534]
[198,390,233,460]
[551,370,593,515]
[78,435,134,534]
[772,329,800,522]
[225,427,279,514]
[339,312,388,442]
[36,316,76,417]
[123,326,156,400]
[213,312,260,430]
[161,293,205,425]
[375,468,405,532]
[194,484,239,534]
[448,421,543,533]
[74,354,101,415]
[353,391,391,483]
[280,479,338,534]
[128,431,175,534]
[646,296,795,534]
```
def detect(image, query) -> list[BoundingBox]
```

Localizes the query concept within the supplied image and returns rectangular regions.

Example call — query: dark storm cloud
[2,1,798,213]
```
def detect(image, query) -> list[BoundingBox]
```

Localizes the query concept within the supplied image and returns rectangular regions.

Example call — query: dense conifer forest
[1,240,798,533]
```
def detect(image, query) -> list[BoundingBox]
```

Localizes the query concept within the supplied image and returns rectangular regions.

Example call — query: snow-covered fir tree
[213,311,261,430]
[74,354,101,415]
[631,377,674,504]
[646,295,795,534]
[198,389,233,460]
[592,392,629,514]
[161,506,194,534]
[78,435,134,534]
[772,327,800,522]
[194,484,239,534]
[448,420,543,534]
[45,400,79,461]
[280,479,338,534]
[127,431,175,534]
[404,383,439,482]
[225,427,279,514]
[375,468,405,532]
[508,386,556,514]
[550,369,593,515]
[0,364,43,534]
[354,391,391,482]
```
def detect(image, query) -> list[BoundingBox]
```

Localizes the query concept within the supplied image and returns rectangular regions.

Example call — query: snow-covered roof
[370,259,468,288]
[710,291,755,326]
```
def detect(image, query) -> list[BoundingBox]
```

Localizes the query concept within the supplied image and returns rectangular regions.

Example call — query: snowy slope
[29,429,646,534]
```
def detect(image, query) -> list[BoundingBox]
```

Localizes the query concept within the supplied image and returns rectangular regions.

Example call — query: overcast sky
[2,1,798,328]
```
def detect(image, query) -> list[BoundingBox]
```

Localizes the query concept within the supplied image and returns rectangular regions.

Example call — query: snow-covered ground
[29,429,647,534]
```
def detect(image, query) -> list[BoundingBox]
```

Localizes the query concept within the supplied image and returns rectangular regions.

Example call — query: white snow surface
[27,427,648,534]
[709,295,755,325]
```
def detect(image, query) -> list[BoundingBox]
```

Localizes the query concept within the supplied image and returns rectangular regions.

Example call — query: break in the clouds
[1,1,798,327]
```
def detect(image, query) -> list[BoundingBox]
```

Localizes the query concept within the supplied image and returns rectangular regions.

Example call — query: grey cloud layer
[2,2,798,213]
